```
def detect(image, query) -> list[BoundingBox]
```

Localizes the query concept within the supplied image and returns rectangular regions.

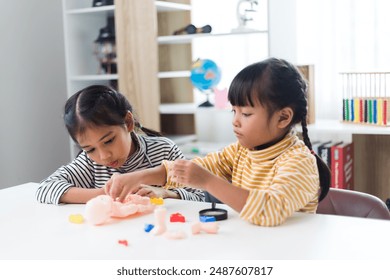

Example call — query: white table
[1,183,389,260]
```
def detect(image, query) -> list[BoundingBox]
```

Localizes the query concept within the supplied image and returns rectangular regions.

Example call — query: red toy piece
[118,239,128,247]
[170,212,186,223]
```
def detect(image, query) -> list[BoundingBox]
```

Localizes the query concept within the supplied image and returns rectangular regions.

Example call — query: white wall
[268,0,298,63]
[0,0,70,189]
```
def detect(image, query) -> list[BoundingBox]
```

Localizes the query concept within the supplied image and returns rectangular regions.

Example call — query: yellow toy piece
[150,197,164,205]
[69,214,84,224]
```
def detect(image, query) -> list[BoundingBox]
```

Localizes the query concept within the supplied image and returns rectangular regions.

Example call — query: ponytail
[301,118,330,201]
[134,121,162,137]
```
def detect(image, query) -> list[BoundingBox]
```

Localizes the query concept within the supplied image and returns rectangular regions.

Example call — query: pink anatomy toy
[191,222,219,234]
[85,194,154,225]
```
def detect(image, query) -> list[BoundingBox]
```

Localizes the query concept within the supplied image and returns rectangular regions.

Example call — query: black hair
[64,85,162,144]
[228,57,330,201]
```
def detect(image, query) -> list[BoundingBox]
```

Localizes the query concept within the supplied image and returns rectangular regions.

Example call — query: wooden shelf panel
[70,74,118,81]
[158,71,190,79]
[306,119,390,135]
[159,103,196,114]
[65,1,189,14]
[66,5,114,14]
[155,1,191,12]
[158,30,268,45]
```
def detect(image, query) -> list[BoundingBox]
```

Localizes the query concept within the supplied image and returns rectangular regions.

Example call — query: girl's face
[232,100,290,149]
[76,124,133,168]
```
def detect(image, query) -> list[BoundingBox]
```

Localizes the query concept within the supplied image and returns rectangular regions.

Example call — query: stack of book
[313,141,354,190]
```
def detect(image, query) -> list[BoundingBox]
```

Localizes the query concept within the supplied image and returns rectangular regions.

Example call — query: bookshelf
[306,119,390,201]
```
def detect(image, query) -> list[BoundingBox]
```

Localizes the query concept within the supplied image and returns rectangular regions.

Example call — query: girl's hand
[168,159,212,190]
[104,173,140,202]
[135,184,180,199]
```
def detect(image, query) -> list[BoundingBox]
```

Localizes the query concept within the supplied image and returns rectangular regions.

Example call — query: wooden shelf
[158,30,268,45]
[306,119,390,135]
[66,5,114,14]
[155,1,191,12]
[70,74,119,81]
[159,103,196,114]
[66,1,189,14]
[157,71,190,79]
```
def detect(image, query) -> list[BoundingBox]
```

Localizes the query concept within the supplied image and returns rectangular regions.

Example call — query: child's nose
[232,116,240,127]
[100,149,112,161]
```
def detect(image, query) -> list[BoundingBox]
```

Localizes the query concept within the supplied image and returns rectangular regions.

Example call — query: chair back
[317,188,390,220]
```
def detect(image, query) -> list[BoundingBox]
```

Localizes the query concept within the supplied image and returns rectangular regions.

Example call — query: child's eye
[85,148,95,154]
[104,137,115,145]
[242,113,252,117]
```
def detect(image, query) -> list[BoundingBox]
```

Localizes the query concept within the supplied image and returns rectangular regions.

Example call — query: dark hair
[228,57,330,201]
[64,85,162,143]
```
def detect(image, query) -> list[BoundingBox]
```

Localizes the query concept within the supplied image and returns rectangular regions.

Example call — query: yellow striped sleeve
[239,151,319,226]
[162,142,237,189]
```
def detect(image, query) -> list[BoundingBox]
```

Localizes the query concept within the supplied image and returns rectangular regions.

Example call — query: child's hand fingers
[104,179,112,195]
[108,174,122,199]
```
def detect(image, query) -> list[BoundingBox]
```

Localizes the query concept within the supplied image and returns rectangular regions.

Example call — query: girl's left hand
[168,159,212,189]
[135,184,180,199]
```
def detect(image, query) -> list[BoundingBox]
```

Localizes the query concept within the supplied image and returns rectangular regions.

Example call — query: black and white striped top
[36,134,205,204]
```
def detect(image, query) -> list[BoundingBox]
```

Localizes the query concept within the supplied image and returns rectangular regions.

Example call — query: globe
[190,59,221,91]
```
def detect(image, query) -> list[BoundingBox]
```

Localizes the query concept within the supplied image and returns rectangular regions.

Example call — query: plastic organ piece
[151,207,167,235]
[164,230,187,240]
[191,221,219,234]
[68,214,84,224]
[118,239,128,246]
[170,212,186,223]
[150,197,164,205]
[144,223,155,232]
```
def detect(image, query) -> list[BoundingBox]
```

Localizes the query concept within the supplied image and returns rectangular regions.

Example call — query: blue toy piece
[199,215,216,223]
[144,223,154,233]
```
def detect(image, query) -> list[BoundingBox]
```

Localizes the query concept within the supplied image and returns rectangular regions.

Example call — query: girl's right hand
[104,173,140,202]
[105,165,168,202]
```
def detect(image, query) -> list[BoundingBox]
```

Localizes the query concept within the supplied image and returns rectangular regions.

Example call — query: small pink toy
[85,194,154,225]
[164,230,187,240]
[151,207,167,235]
[191,221,219,234]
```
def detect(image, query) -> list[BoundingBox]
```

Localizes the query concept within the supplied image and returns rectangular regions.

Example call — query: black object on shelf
[94,16,117,74]
[92,0,113,7]
[173,24,212,35]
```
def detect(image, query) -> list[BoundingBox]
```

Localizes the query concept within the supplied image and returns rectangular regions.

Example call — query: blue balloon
[190,59,221,91]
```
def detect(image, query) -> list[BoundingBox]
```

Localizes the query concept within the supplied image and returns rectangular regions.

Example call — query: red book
[331,142,354,189]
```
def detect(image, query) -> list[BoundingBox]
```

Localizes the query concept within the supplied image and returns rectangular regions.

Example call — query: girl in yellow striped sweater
[105,57,331,226]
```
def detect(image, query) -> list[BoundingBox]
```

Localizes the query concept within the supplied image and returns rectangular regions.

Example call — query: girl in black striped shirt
[36,85,204,204]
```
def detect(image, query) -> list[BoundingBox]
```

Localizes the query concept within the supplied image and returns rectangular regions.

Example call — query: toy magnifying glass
[199,202,228,221]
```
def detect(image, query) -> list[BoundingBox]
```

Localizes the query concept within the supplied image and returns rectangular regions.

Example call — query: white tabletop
[1,183,389,260]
